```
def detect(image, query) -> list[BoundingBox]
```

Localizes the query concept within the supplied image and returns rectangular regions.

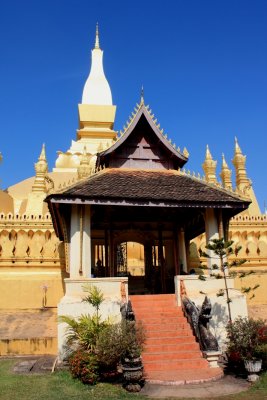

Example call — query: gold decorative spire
[95,22,100,49]
[32,144,48,192]
[232,137,249,190]
[183,147,189,158]
[202,145,217,184]
[234,136,242,154]
[205,144,212,159]
[220,153,232,190]
[39,143,46,161]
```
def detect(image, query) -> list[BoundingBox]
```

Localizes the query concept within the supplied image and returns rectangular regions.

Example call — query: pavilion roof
[47,168,250,209]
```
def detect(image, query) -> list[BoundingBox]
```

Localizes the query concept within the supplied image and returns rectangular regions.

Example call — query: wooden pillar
[173,229,179,276]
[158,226,166,293]
[108,229,114,277]
[104,228,109,277]
[178,228,187,273]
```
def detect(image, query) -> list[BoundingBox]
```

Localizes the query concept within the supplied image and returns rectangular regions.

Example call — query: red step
[144,358,208,371]
[145,342,200,352]
[130,294,222,383]
[142,350,203,362]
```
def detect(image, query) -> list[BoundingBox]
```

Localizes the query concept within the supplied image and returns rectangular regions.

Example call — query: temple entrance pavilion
[47,168,250,295]
[46,101,250,295]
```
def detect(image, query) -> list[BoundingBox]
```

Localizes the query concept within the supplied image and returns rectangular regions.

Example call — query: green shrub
[95,320,145,369]
[69,350,99,385]
[59,285,146,385]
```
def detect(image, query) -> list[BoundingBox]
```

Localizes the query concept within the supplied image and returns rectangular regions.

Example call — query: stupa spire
[32,144,48,193]
[232,137,249,190]
[220,153,232,190]
[81,24,112,105]
[95,23,100,49]
[234,136,242,154]
[202,145,217,184]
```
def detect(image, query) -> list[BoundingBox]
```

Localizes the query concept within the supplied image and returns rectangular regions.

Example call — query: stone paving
[141,375,250,398]
[12,356,57,374]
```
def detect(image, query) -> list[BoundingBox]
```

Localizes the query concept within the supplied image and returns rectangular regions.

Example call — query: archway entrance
[116,241,170,294]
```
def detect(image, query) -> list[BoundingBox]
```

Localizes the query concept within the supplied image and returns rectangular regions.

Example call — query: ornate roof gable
[97,98,188,170]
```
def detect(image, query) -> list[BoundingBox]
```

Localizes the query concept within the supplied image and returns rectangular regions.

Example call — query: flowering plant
[226,317,267,362]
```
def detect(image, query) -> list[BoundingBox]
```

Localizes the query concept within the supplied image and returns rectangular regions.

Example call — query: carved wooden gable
[97,105,187,171]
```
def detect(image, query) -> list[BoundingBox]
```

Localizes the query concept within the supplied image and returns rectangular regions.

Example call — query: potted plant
[120,320,145,392]
[226,316,267,381]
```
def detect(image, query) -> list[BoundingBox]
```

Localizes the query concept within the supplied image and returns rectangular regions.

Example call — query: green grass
[0,359,267,400]
[0,359,145,400]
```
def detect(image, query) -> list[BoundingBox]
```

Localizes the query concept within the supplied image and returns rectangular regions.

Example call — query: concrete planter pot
[244,359,262,382]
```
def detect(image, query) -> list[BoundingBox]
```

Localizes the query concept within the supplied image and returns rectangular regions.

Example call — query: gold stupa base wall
[0,337,57,356]
[0,267,66,309]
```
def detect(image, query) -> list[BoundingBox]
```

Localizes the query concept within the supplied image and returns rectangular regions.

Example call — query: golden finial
[32,143,48,193]
[232,137,249,190]
[183,147,189,158]
[39,143,46,161]
[222,153,228,168]
[202,145,217,184]
[205,144,212,160]
[234,136,242,154]
[95,23,100,49]
[220,153,232,190]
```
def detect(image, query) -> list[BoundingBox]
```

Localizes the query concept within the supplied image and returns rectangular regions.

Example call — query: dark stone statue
[198,296,219,351]
[182,295,219,352]
[120,300,135,321]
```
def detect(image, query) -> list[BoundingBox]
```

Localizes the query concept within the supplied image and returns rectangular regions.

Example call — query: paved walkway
[141,375,250,398]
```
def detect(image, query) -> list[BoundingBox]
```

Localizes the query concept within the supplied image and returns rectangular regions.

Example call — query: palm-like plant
[59,285,107,351]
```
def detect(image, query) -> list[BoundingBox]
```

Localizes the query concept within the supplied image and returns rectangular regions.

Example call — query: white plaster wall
[58,277,128,359]
[175,275,248,350]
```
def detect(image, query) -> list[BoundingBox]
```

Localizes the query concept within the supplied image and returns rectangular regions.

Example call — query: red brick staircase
[130,294,223,384]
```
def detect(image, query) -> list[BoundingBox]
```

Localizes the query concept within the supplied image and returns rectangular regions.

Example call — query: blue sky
[0,1,266,211]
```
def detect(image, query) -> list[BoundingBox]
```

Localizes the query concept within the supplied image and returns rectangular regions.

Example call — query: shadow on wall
[209,302,228,347]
